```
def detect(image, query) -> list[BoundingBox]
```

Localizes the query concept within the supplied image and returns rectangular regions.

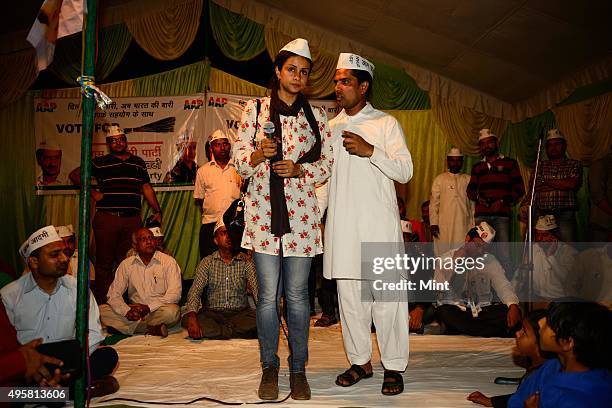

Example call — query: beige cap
[279,38,312,61]
[336,53,375,78]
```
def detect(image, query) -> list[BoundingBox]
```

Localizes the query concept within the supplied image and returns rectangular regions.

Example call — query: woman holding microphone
[233,38,333,401]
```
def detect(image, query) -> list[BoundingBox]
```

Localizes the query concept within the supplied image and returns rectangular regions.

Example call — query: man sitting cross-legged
[2,226,119,397]
[100,228,182,337]
[182,219,258,340]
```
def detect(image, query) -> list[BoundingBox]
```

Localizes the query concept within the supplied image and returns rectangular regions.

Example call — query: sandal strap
[383,370,403,383]
[348,364,367,378]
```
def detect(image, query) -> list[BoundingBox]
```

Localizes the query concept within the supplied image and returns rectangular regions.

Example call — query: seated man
[182,219,258,340]
[1,226,119,396]
[522,215,577,301]
[126,225,169,258]
[434,222,521,337]
[508,302,612,408]
[565,232,612,307]
[57,224,95,279]
[100,227,181,337]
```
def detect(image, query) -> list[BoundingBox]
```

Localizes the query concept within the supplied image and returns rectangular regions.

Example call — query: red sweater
[0,300,25,386]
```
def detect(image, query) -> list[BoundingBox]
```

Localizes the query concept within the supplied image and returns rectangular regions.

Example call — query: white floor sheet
[93,322,522,407]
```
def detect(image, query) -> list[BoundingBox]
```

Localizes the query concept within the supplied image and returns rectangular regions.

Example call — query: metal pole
[526,135,544,310]
[75,0,97,406]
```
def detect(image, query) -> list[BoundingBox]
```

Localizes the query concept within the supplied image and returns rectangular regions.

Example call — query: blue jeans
[476,216,512,278]
[253,251,312,373]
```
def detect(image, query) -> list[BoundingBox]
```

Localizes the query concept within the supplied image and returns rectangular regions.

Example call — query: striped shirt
[182,251,258,314]
[467,155,525,217]
[92,154,150,213]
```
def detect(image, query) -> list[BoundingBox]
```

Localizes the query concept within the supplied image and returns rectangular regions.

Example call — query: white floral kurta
[233,97,334,257]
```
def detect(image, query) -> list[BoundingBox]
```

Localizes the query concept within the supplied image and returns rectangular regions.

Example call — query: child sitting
[467,309,554,407]
[509,302,612,408]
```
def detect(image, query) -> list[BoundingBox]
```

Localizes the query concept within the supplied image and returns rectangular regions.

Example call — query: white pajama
[336,279,409,371]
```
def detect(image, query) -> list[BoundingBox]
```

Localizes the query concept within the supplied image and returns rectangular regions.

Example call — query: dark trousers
[92,212,141,305]
[319,277,337,317]
[199,222,217,259]
[181,308,257,339]
[436,303,517,338]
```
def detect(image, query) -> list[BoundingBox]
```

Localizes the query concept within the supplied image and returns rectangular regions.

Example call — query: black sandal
[381,370,404,396]
[335,364,373,387]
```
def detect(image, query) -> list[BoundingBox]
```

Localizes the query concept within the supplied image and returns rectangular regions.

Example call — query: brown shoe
[258,366,279,400]
[290,372,311,400]
[146,323,168,337]
[90,375,120,398]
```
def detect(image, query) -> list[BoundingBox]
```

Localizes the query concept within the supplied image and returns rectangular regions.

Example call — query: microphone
[263,121,275,139]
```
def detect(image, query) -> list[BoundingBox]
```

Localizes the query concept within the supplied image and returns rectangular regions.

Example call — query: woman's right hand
[260,138,277,159]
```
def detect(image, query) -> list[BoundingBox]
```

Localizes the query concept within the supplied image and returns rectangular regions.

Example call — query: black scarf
[269,91,322,237]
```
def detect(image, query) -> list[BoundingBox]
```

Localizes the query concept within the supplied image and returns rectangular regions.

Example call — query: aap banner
[34,95,206,193]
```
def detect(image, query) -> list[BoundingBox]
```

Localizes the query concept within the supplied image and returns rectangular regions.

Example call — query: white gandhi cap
[56,224,75,238]
[536,215,558,231]
[475,221,496,243]
[213,218,225,234]
[279,38,312,61]
[19,225,63,260]
[209,129,229,143]
[447,147,463,157]
[546,129,565,141]
[336,53,375,78]
[478,129,497,142]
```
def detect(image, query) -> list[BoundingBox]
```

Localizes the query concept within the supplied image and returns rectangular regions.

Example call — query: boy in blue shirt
[509,302,611,408]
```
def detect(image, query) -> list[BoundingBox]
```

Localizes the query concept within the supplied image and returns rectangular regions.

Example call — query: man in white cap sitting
[514,215,577,301]
[317,52,413,396]
[182,219,258,339]
[430,147,474,256]
[1,226,119,396]
[434,221,522,337]
[194,129,241,259]
[467,129,525,278]
[36,139,69,186]
[100,227,181,337]
[520,129,582,242]
[56,224,95,279]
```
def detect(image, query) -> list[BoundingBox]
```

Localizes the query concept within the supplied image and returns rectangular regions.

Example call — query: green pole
[76,0,97,406]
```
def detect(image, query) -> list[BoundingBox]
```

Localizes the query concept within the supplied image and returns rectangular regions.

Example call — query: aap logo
[36,101,57,113]
[184,98,204,110]
[208,96,228,108]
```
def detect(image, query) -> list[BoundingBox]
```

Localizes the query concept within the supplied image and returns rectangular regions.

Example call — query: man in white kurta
[430,148,474,255]
[318,53,413,395]
[100,228,181,337]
